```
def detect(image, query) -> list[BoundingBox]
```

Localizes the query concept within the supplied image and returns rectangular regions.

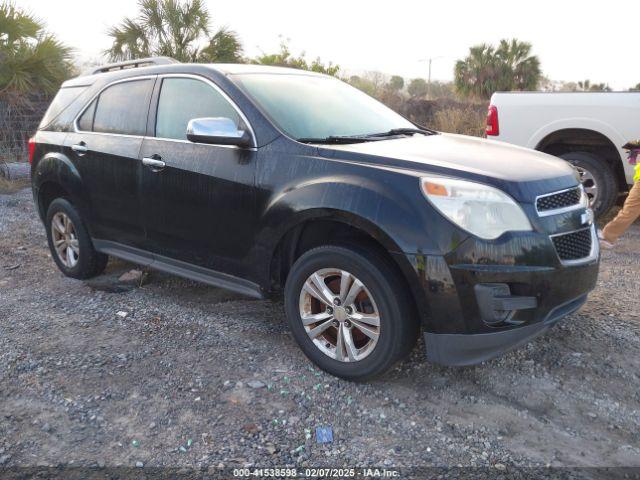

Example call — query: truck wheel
[284,245,419,381]
[46,198,109,279]
[560,152,617,218]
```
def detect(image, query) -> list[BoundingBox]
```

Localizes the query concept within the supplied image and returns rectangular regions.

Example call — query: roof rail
[91,56,179,75]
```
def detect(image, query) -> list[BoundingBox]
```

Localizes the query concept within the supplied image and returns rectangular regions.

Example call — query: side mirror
[186,117,252,148]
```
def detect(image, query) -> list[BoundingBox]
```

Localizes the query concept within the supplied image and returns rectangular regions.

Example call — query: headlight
[420,176,532,240]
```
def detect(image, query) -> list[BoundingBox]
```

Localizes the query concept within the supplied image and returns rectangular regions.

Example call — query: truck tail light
[27,136,36,164]
[486,105,499,136]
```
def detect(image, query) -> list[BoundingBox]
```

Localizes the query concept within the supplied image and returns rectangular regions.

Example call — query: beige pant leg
[602,181,640,243]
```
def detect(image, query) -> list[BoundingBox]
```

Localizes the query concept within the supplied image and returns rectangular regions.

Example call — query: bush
[385,97,486,137]
[431,105,486,137]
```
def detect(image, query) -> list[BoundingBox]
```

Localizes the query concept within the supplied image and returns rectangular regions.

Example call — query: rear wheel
[559,151,617,218]
[46,198,108,279]
[284,245,418,380]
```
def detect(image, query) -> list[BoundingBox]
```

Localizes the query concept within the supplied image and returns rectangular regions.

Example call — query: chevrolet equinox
[30,57,600,380]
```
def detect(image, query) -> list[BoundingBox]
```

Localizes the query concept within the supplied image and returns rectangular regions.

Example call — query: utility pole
[427,58,433,99]
[419,56,444,99]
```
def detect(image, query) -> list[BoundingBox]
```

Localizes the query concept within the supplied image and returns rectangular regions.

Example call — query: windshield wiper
[364,127,438,138]
[297,127,437,144]
[297,136,376,144]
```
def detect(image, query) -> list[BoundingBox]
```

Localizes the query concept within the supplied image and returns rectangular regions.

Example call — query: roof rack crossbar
[91,56,179,75]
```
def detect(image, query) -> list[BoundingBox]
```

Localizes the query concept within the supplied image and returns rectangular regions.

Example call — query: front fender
[256,172,467,261]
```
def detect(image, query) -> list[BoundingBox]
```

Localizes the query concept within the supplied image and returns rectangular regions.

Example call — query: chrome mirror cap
[186,117,252,147]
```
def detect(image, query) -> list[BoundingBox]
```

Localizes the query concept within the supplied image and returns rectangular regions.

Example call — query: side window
[77,99,96,131]
[40,86,88,129]
[155,77,241,140]
[92,79,153,135]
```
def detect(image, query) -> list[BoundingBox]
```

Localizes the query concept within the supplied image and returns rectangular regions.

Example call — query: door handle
[142,157,166,171]
[71,143,88,155]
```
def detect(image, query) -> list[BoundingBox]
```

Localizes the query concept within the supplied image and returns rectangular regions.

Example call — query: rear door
[64,77,155,247]
[139,75,258,278]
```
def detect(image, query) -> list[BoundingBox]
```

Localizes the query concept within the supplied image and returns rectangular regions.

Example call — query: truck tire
[284,245,419,380]
[560,152,617,218]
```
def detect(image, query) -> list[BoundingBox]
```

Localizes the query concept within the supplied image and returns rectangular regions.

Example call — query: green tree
[387,75,404,92]
[632,83,640,92]
[577,79,611,92]
[496,39,541,91]
[106,0,242,63]
[199,26,243,63]
[454,44,500,99]
[408,78,429,98]
[427,81,455,99]
[252,40,339,76]
[0,2,73,105]
[347,75,377,96]
[454,39,541,99]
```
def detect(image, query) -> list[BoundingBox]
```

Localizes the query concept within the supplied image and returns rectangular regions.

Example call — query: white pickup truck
[487,92,640,216]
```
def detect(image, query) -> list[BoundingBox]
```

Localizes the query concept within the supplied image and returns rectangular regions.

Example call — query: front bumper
[424,294,587,366]
[395,224,600,366]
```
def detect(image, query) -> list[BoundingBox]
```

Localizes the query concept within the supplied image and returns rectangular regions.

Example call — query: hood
[318,133,579,201]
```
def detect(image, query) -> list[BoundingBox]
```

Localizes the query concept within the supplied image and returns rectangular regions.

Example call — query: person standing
[599,140,640,248]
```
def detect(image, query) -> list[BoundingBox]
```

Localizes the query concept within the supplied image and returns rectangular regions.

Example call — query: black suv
[30,57,599,380]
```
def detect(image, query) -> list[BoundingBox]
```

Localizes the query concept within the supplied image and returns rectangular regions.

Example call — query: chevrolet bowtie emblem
[581,209,594,226]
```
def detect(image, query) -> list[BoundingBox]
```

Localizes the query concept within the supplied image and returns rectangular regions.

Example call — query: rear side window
[77,99,96,131]
[39,86,88,129]
[155,77,240,140]
[92,79,153,135]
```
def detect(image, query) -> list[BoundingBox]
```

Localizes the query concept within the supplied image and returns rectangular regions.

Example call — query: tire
[284,245,419,381]
[560,151,617,218]
[45,198,108,279]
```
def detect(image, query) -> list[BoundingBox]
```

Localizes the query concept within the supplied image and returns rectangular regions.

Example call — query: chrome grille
[551,228,592,261]
[536,187,582,213]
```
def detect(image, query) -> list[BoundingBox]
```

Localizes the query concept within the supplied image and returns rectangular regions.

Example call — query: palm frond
[0,4,73,105]
[0,2,41,46]
[199,26,243,63]
[105,18,149,61]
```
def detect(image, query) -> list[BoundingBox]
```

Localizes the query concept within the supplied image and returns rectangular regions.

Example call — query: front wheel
[284,245,418,380]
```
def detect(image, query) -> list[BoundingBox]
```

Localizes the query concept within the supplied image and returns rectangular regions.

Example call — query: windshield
[233,73,415,140]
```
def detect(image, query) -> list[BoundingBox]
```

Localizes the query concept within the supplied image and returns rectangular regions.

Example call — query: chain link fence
[0,99,50,164]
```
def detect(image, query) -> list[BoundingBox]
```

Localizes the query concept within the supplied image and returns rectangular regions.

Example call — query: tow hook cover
[475,283,537,326]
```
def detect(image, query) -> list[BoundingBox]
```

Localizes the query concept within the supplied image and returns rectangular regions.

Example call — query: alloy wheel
[51,212,80,268]
[298,268,380,362]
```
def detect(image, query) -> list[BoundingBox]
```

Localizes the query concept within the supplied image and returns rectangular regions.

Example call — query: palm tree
[106,0,242,63]
[496,39,540,91]
[577,80,611,92]
[454,44,501,99]
[454,39,541,99]
[577,79,591,91]
[199,26,243,63]
[0,2,73,106]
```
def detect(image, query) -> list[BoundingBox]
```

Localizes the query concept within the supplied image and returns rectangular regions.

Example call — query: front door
[65,77,155,248]
[139,75,258,278]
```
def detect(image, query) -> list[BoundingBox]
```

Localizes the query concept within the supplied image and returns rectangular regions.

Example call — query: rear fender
[33,152,88,221]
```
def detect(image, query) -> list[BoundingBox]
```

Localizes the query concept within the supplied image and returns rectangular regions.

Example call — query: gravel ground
[1,187,639,474]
